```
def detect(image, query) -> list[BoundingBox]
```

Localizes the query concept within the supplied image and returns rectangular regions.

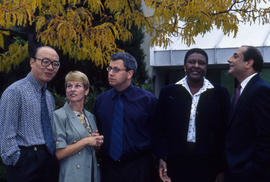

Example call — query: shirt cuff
[1,150,20,166]
[55,140,67,149]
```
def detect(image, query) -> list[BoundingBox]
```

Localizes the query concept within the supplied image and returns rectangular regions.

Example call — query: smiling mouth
[190,71,201,75]
[45,72,53,77]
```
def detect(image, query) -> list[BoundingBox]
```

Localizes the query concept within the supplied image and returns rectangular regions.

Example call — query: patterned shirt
[0,73,55,165]
[176,76,214,143]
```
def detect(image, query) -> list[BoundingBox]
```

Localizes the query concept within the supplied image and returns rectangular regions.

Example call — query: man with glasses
[0,45,60,182]
[94,52,157,182]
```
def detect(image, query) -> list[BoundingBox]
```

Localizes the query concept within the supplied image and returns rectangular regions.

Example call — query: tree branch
[0,27,27,37]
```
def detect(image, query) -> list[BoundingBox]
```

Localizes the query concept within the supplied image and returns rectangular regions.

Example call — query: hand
[92,130,103,148]
[84,135,104,147]
[159,159,171,182]
[95,135,104,147]
[92,130,100,136]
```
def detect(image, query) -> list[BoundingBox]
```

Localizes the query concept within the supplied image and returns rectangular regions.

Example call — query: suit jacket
[225,75,270,182]
[153,82,230,174]
[53,102,100,182]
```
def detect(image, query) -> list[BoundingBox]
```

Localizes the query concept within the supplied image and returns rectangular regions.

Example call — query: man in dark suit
[225,46,270,182]
[154,48,230,182]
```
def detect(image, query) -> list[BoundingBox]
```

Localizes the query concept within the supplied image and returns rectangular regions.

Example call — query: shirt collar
[27,72,47,92]
[73,110,84,117]
[240,73,257,90]
[112,84,133,99]
[175,76,214,96]
[240,72,257,93]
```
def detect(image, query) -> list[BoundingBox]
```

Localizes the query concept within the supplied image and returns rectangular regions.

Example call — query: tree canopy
[0,0,269,72]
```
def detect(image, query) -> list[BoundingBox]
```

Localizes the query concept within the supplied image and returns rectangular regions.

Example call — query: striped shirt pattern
[0,73,55,165]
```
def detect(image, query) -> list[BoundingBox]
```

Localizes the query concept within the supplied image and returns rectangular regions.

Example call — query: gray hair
[111,52,138,73]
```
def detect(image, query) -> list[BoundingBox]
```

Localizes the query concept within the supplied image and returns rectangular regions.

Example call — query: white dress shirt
[176,76,214,143]
[239,73,258,95]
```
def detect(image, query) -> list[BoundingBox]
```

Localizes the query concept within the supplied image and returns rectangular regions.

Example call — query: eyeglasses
[106,66,126,73]
[34,57,60,69]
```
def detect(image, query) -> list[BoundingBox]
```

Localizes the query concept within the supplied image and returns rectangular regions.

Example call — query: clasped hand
[85,130,104,147]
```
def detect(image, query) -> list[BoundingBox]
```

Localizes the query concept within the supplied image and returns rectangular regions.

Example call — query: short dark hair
[29,44,41,58]
[184,48,208,64]
[28,44,54,58]
[242,46,263,72]
[111,52,138,73]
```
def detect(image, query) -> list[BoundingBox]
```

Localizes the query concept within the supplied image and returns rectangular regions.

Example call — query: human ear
[30,58,35,68]
[127,70,134,79]
[85,88,89,96]
[246,59,254,69]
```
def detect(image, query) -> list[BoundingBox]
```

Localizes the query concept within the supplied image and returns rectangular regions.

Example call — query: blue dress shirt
[94,84,157,160]
[0,73,55,165]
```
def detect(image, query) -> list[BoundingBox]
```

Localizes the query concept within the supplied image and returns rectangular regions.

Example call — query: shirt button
[77,165,80,169]
[78,152,81,155]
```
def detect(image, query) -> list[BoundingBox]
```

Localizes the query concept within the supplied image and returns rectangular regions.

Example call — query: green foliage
[84,85,106,112]
[132,78,154,93]
[51,89,66,109]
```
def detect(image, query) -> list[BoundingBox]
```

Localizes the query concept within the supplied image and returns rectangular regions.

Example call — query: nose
[227,57,232,63]
[108,70,114,76]
[70,86,76,91]
[194,61,199,67]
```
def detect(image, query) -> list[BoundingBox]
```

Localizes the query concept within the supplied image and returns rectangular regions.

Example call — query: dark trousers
[101,153,155,182]
[6,145,59,182]
[167,155,219,182]
[224,169,270,182]
[224,171,255,182]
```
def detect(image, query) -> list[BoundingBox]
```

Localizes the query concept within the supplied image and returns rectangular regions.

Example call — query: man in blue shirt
[94,52,157,182]
[0,45,60,182]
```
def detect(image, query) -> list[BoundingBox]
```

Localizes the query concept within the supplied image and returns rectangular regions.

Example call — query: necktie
[233,84,241,107]
[41,87,56,155]
[109,94,124,161]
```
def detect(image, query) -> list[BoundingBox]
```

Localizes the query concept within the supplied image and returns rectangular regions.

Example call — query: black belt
[19,145,46,152]
[104,150,152,163]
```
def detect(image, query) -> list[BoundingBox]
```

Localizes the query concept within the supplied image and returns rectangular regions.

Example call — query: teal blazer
[53,102,100,182]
